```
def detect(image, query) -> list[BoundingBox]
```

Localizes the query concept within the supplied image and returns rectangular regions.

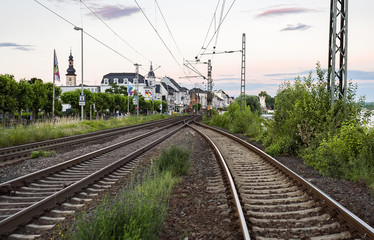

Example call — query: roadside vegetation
[0,74,167,127]
[31,150,56,158]
[0,114,171,148]
[207,62,374,189]
[61,146,191,240]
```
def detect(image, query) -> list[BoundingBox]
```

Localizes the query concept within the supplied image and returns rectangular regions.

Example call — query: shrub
[31,150,56,158]
[261,62,365,156]
[64,168,177,240]
[209,113,230,130]
[302,123,374,186]
[156,145,191,176]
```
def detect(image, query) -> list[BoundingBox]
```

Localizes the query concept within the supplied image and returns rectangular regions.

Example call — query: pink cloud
[256,7,316,18]
[94,5,139,20]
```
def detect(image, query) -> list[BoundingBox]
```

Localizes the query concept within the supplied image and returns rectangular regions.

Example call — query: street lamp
[74,26,84,121]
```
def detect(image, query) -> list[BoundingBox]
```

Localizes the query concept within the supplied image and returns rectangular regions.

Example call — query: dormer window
[104,78,109,85]
[133,78,138,84]
[114,78,118,84]
[124,78,128,84]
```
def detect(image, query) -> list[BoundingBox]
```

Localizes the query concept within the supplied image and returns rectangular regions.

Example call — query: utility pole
[206,59,213,117]
[240,33,246,109]
[134,63,141,116]
[328,0,348,106]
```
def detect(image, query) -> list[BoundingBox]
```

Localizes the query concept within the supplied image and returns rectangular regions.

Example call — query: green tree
[259,91,275,110]
[28,78,47,119]
[113,94,127,114]
[236,94,261,114]
[15,79,33,121]
[61,90,80,112]
[105,83,128,95]
[43,83,62,117]
[192,103,202,112]
[94,92,112,118]
[0,74,18,124]
[262,62,364,156]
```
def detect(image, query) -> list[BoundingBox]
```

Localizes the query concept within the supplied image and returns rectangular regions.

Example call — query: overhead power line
[197,0,222,58]
[154,0,185,60]
[34,0,135,64]
[133,0,187,75]
[80,0,150,65]
[197,0,237,61]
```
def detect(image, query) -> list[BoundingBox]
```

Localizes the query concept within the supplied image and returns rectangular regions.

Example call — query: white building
[158,77,190,114]
[214,89,231,109]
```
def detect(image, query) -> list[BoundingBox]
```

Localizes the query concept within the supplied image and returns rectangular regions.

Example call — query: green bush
[260,63,365,156]
[31,150,56,158]
[302,123,374,186]
[209,113,230,130]
[64,168,177,240]
[156,145,191,176]
[208,101,263,138]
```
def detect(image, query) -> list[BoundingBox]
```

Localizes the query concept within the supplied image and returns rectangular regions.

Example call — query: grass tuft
[61,146,190,240]
[156,145,191,176]
[0,115,171,148]
[31,150,56,158]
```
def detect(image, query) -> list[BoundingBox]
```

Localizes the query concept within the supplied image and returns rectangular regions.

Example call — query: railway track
[0,117,192,239]
[0,116,188,167]
[190,122,374,240]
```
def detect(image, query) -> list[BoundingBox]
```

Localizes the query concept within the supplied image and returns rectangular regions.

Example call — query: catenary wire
[133,0,187,76]
[154,0,185,61]
[80,0,152,67]
[197,0,237,61]
[196,0,222,58]
[34,0,135,64]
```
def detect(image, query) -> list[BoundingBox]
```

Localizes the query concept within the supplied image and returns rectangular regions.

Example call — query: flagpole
[52,50,55,120]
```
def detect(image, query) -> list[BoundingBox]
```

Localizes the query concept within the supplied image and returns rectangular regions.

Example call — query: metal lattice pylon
[328,0,348,105]
[240,33,246,108]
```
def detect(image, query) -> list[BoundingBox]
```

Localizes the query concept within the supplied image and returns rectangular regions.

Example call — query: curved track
[0,117,192,239]
[190,122,374,240]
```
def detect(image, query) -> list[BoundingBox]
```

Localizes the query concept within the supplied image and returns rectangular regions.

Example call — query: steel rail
[188,124,251,240]
[0,116,187,163]
[196,121,374,239]
[0,117,189,193]
[0,120,188,236]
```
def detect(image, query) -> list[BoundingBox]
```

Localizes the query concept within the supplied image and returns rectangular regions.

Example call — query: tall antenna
[240,33,246,108]
[327,0,348,105]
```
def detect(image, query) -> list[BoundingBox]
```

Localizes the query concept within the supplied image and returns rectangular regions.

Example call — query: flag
[54,49,60,82]
[145,91,151,98]
[128,83,133,96]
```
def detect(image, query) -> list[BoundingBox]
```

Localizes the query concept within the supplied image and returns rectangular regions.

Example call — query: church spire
[66,49,77,86]
[147,62,155,79]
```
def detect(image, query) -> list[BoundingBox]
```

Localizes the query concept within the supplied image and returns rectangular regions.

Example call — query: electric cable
[34,0,135,64]
[133,0,187,75]
[80,0,151,66]
[154,0,185,60]
[196,0,221,59]
[197,0,237,61]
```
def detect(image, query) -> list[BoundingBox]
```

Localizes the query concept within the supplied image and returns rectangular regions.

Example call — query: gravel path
[1,123,373,238]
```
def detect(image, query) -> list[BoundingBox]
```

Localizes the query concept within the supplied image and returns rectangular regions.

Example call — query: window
[149,81,152,86]
[114,78,118,84]
[133,78,137,84]
[124,78,128,84]
[104,78,109,85]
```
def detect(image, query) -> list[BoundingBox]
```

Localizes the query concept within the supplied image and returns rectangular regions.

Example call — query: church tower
[147,62,155,87]
[66,49,77,86]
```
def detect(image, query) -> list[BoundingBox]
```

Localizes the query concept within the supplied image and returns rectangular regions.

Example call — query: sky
[1,0,374,101]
